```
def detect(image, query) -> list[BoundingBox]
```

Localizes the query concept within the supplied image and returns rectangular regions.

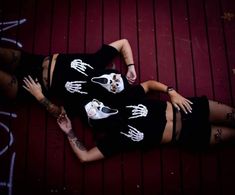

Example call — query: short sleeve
[120,84,146,104]
[93,44,119,69]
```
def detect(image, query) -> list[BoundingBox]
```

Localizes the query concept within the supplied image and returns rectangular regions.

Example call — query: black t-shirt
[49,44,121,117]
[92,85,168,157]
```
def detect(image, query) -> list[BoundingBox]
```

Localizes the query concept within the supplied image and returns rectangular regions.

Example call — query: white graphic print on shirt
[85,99,118,119]
[126,104,148,119]
[70,59,94,76]
[91,73,124,93]
[120,125,144,142]
[65,81,88,94]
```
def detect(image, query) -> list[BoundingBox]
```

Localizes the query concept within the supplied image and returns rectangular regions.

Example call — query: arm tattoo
[67,129,87,151]
[39,97,61,118]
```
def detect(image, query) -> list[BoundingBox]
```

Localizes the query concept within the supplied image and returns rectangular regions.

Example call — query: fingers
[173,103,180,111]
[173,99,193,114]
[126,75,136,84]
[23,76,41,91]
[127,78,135,84]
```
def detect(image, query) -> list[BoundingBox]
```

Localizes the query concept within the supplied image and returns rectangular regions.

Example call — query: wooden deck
[1,0,235,194]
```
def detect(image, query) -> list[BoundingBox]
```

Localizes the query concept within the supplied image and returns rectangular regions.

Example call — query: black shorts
[177,96,211,149]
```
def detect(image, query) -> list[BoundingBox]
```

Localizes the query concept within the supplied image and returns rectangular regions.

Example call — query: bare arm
[109,39,134,65]
[23,75,62,118]
[141,80,193,113]
[109,39,137,84]
[57,113,104,162]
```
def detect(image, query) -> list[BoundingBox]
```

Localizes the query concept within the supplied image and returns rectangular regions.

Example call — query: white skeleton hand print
[126,104,148,119]
[120,125,144,142]
[65,81,88,94]
[70,59,94,77]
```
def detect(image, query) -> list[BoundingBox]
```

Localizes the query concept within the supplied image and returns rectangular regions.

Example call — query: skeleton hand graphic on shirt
[65,81,88,94]
[120,125,144,142]
[126,104,148,119]
[70,59,94,77]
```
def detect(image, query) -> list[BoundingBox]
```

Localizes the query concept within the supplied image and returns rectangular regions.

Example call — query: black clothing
[16,44,119,102]
[16,52,46,100]
[50,45,127,117]
[177,96,211,148]
[93,85,168,157]
[93,89,211,157]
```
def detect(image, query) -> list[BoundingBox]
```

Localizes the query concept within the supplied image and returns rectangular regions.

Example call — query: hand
[57,112,72,134]
[23,75,44,100]
[169,90,193,114]
[126,65,137,84]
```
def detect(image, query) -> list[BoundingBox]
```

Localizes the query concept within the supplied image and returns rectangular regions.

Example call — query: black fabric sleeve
[96,133,124,157]
[122,84,146,103]
[93,44,119,69]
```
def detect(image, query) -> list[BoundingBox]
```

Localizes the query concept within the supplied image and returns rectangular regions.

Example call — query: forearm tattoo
[67,130,87,151]
[39,97,61,118]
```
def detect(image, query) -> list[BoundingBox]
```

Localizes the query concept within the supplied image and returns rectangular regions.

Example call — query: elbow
[77,154,88,163]
[118,38,129,48]
[121,38,128,43]
[121,38,129,46]
[79,158,87,163]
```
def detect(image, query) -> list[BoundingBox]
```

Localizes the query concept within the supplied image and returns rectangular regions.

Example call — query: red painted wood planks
[103,1,123,195]
[83,0,104,194]
[120,0,142,194]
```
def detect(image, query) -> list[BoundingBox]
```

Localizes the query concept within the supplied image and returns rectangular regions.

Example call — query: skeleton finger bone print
[70,59,94,76]
[65,81,88,94]
[126,104,148,119]
[120,125,144,142]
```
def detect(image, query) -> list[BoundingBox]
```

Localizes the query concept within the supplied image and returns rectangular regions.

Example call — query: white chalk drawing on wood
[0,111,17,195]
[0,18,27,48]
[0,152,16,195]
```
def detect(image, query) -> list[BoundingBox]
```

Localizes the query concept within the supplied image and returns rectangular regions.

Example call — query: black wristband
[166,86,174,93]
[127,63,134,67]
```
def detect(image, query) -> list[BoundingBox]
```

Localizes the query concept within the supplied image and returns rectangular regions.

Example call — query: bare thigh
[210,125,235,144]
[209,100,235,127]
[0,47,21,72]
[0,70,18,99]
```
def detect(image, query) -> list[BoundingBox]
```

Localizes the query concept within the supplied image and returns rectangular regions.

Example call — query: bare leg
[0,70,18,99]
[0,47,21,72]
[210,125,235,144]
[209,100,235,128]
